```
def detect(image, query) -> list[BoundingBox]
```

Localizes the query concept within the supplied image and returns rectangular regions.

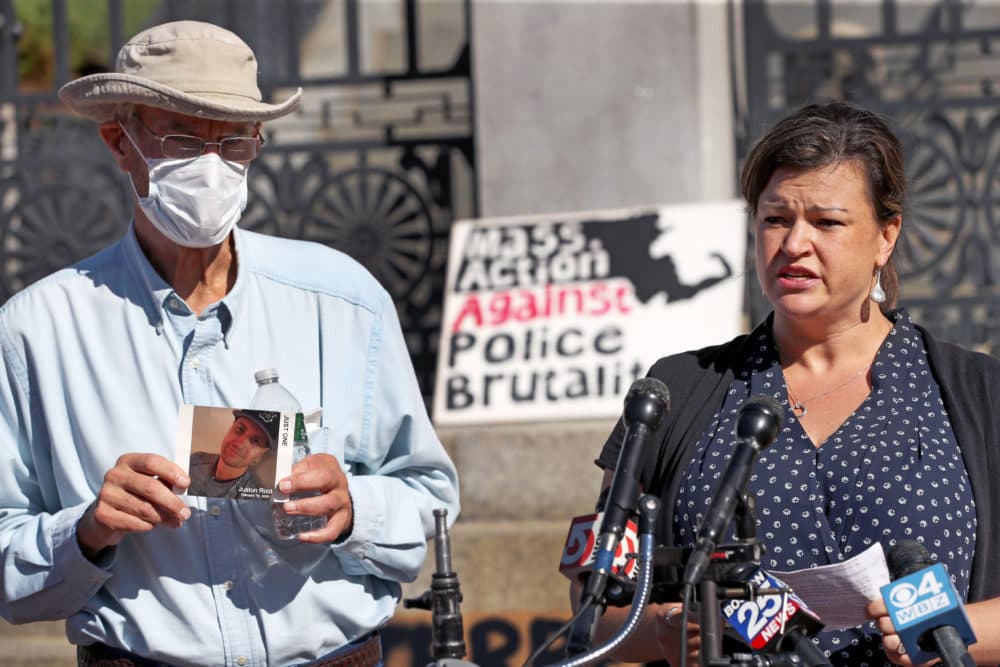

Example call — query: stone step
[403,518,579,613]
[386,608,640,667]
[0,626,75,666]
[0,620,66,638]
[439,420,612,522]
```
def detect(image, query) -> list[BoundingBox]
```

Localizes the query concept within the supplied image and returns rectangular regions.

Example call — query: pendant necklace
[785,366,869,418]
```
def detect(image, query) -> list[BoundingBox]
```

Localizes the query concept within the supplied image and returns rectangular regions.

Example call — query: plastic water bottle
[249,368,327,539]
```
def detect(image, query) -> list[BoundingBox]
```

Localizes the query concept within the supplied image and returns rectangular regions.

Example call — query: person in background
[187,409,278,500]
[0,20,459,667]
[572,101,1000,666]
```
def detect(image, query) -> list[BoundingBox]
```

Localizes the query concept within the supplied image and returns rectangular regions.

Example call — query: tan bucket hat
[58,20,301,123]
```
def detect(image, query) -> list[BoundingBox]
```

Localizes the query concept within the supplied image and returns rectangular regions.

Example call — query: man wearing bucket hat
[187,409,279,500]
[0,20,459,667]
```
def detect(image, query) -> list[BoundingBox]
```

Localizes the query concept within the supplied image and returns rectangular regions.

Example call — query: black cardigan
[597,320,1000,603]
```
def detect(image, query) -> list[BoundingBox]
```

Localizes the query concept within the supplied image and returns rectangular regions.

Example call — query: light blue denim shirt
[0,224,460,666]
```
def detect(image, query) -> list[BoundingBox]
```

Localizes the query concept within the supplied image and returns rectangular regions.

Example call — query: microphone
[720,563,830,667]
[721,563,823,652]
[778,628,833,667]
[880,541,976,667]
[581,377,669,601]
[681,395,783,588]
[566,377,669,655]
[558,511,639,582]
[403,509,474,665]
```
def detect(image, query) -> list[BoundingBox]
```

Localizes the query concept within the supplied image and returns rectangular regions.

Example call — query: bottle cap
[254,368,279,384]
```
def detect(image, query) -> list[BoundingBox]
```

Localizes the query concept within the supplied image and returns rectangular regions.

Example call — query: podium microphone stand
[404,509,477,667]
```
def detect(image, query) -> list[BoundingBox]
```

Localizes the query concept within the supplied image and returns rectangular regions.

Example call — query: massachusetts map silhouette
[454,211,733,304]
[582,212,732,304]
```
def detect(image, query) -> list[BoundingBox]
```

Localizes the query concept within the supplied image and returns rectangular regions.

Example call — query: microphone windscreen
[880,541,977,665]
[623,377,670,428]
[736,394,784,445]
[887,540,934,580]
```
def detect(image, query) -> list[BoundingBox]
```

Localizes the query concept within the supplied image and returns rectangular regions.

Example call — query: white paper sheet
[772,542,892,631]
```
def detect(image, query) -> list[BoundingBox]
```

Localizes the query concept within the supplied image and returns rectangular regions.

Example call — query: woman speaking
[573,101,1000,666]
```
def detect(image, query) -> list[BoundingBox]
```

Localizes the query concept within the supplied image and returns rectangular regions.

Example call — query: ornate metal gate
[739,0,1000,352]
[0,0,477,400]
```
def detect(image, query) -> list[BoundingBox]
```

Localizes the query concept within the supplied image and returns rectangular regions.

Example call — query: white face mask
[122,126,249,248]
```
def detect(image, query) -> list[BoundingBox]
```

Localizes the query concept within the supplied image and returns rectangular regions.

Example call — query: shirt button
[168,296,183,310]
[236,658,248,666]
[223,580,234,591]
[191,358,201,369]
[210,506,221,517]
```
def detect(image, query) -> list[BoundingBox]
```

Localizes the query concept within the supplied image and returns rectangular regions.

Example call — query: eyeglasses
[132,116,263,161]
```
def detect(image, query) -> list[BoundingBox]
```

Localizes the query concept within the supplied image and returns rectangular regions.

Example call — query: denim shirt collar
[121,220,239,343]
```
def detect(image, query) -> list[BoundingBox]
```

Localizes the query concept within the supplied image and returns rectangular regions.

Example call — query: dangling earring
[870,267,886,304]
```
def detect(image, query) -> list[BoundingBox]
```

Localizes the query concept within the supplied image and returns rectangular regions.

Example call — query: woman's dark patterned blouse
[674,310,976,666]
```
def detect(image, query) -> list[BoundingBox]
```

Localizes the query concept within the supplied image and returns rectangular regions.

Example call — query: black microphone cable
[522,597,598,667]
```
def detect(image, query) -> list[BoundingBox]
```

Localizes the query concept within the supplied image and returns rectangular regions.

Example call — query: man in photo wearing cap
[188,409,279,501]
[0,20,459,666]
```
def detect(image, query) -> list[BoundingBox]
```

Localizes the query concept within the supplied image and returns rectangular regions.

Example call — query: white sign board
[433,202,747,425]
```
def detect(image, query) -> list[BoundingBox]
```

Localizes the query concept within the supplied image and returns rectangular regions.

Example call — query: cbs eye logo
[889,582,918,607]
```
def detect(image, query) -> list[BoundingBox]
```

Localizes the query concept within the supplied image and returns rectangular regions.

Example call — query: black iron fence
[738,0,1000,352]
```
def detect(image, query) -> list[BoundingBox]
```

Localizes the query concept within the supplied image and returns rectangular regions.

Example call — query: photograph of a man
[188,408,279,500]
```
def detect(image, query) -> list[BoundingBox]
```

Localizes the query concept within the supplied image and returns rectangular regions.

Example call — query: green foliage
[15,0,53,86]
[15,0,159,89]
